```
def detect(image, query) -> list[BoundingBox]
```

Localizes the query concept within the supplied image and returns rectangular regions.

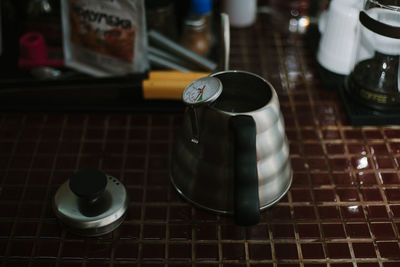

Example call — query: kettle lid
[53,169,128,237]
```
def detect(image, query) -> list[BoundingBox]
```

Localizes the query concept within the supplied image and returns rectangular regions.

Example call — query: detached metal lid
[53,169,128,237]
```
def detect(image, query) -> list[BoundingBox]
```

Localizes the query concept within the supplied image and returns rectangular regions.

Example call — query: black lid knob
[69,169,107,200]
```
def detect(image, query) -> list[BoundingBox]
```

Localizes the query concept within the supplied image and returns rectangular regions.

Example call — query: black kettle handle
[229,115,260,226]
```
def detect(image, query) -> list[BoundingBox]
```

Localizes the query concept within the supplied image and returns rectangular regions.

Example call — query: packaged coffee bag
[61,0,148,76]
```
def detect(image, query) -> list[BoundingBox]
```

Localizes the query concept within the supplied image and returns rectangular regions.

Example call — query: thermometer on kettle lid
[182,76,223,144]
[182,76,223,106]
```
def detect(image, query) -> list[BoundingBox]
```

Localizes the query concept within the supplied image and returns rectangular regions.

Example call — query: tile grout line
[363,128,385,266]
[365,127,398,267]
[137,114,152,267]
[110,114,132,267]
[329,87,361,267]
[217,219,222,267]
[191,206,196,266]
[31,114,68,265]
[164,115,174,267]
[255,17,272,80]
[293,31,334,267]
[56,114,89,267]
[273,31,302,267]
[2,114,44,267]
[79,114,111,267]
[0,114,20,264]
[296,32,346,267]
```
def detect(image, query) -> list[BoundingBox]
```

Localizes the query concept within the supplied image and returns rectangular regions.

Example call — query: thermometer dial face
[182,77,222,106]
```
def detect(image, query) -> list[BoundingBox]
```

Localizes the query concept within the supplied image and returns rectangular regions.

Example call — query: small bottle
[180,0,212,56]
[146,0,178,41]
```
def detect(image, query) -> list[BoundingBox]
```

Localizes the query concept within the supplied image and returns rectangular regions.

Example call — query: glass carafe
[346,0,400,111]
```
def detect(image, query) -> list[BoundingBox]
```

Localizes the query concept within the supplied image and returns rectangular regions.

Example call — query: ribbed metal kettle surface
[170,71,292,216]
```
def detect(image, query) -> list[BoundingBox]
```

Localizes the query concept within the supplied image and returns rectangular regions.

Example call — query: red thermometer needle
[195,85,206,102]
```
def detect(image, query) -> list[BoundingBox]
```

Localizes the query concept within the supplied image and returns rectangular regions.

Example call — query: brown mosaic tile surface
[1,12,400,267]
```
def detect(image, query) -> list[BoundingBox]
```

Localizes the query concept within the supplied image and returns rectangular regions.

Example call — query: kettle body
[170,71,292,226]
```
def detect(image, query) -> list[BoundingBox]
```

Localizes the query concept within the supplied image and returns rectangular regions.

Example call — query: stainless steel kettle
[170,70,292,226]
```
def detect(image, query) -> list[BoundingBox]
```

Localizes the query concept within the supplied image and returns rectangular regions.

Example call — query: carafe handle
[359,11,400,39]
[229,115,260,226]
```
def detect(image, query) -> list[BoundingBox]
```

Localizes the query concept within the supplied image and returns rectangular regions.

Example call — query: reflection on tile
[370,223,396,240]
[294,206,316,220]
[291,173,309,186]
[341,205,365,220]
[291,189,312,202]
[332,173,355,186]
[310,173,331,185]
[195,224,217,241]
[14,222,37,238]
[377,242,400,258]
[301,243,325,259]
[379,172,400,184]
[307,158,328,170]
[169,224,192,240]
[303,144,324,156]
[168,243,191,260]
[351,156,370,170]
[373,156,395,169]
[267,206,292,221]
[389,142,400,154]
[318,206,341,220]
[60,241,86,259]
[142,224,165,240]
[297,224,320,239]
[323,130,341,140]
[390,205,400,219]
[195,244,218,261]
[275,243,298,259]
[326,143,346,154]
[85,241,111,260]
[271,224,295,239]
[329,158,351,171]
[352,242,376,258]
[322,223,346,239]
[336,189,359,202]
[357,263,380,267]
[348,144,368,155]
[9,240,34,258]
[346,223,371,238]
[248,244,272,260]
[367,205,389,220]
[222,243,245,260]
[344,129,363,139]
[369,143,388,155]
[142,243,165,260]
[117,223,140,240]
[326,243,351,259]
[245,224,268,240]
[361,189,383,202]
[357,172,378,185]
[385,189,400,201]
[114,243,138,260]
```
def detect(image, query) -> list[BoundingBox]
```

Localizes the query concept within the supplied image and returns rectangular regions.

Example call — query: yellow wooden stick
[148,71,210,81]
[142,71,212,99]
[142,79,192,100]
